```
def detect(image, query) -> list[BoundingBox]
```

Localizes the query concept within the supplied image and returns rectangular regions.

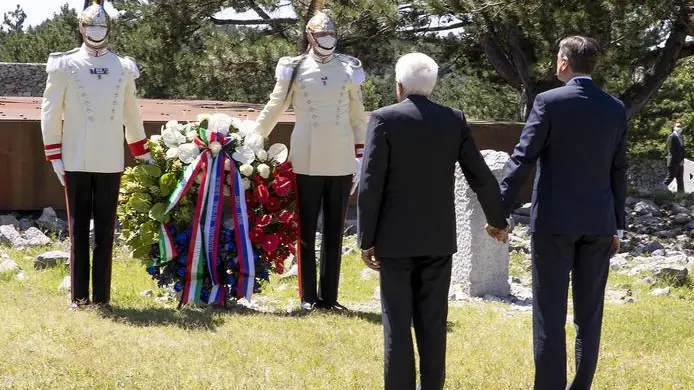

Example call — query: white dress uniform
[254,50,367,308]
[40,43,148,306]
[41,44,149,170]
[255,53,367,175]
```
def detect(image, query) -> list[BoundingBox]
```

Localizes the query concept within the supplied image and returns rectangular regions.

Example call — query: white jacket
[41,45,148,173]
[255,54,367,176]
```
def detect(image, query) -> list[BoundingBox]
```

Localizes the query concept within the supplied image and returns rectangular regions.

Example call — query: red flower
[256,214,273,228]
[276,161,293,176]
[271,176,293,197]
[267,197,282,212]
[262,234,280,252]
[245,190,256,208]
[275,260,285,275]
[278,210,294,225]
[254,184,269,205]
[250,227,265,245]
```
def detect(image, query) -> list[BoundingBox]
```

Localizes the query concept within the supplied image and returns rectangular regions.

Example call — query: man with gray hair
[358,52,508,390]
[500,36,627,390]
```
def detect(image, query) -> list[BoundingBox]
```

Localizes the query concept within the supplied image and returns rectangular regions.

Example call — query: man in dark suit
[358,52,508,390]
[499,36,627,390]
[664,121,685,193]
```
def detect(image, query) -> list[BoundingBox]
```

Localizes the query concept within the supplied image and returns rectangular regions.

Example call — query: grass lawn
[0,242,692,389]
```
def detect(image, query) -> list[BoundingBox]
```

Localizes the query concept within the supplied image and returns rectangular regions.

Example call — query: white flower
[208,141,222,156]
[150,135,161,142]
[177,143,200,164]
[256,149,268,162]
[207,113,232,136]
[230,116,243,131]
[196,113,210,123]
[165,147,179,160]
[224,159,231,171]
[186,130,198,142]
[242,178,251,190]
[230,133,242,144]
[244,132,265,154]
[165,120,182,132]
[267,143,288,163]
[161,128,182,148]
[232,145,256,165]
[257,163,271,179]
[238,120,258,137]
[239,164,254,177]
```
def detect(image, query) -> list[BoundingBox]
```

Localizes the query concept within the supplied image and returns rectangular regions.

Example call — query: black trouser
[295,174,352,305]
[531,234,612,390]
[380,255,452,390]
[664,163,684,193]
[65,171,121,305]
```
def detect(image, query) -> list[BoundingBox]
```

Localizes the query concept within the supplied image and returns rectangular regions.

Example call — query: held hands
[485,224,509,243]
[361,247,380,271]
[50,160,66,187]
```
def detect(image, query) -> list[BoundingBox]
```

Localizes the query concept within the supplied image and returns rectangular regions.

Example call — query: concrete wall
[0,63,47,97]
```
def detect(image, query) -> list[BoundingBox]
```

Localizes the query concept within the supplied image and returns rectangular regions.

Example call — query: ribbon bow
[158,128,255,306]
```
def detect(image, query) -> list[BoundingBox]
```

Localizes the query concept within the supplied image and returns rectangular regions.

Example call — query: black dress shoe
[300,301,317,312]
[319,301,349,313]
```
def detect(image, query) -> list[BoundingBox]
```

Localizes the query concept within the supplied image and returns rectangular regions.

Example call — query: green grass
[0,243,693,389]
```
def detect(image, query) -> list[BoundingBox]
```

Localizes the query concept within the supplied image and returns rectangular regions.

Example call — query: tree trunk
[621,7,691,119]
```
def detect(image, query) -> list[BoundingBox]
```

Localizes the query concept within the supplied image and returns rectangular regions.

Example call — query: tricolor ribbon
[158,129,255,306]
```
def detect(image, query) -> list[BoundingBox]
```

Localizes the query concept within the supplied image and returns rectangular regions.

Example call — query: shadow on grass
[99,303,388,329]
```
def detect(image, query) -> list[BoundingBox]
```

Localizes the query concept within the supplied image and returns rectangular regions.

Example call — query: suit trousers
[531,234,612,390]
[380,255,452,390]
[295,174,352,305]
[664,164,684,193]
[65,171,121,305]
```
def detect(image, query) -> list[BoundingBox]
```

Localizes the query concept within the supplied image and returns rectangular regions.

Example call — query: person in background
[664,121,686,193]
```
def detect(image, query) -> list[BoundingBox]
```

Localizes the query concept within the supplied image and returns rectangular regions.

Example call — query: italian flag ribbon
[158,129,255,306]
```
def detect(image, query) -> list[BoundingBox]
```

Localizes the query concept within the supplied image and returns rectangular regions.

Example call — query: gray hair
[395,52,439,97]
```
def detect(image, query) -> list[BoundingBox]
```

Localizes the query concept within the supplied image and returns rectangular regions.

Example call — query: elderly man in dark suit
[358,52,508,390]
[664,121,686,193]
[499,36,628,390]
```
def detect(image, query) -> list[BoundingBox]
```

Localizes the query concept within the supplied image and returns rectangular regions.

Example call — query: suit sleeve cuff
[44,143,62,161]
[128,139,148,157]
[355,144,364,158]
[616,230,624,239]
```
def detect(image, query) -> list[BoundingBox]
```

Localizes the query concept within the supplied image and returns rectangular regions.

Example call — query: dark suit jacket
[357,95,507,258]
[500,78,627,235]
[666,132,685,167]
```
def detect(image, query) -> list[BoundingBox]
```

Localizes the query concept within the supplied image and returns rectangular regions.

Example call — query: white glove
[351,157,362,195]
[51,160,66,187]
[136,152,155,165]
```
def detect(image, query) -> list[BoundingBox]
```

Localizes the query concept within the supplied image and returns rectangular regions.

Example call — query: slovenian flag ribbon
[158,129,255,306]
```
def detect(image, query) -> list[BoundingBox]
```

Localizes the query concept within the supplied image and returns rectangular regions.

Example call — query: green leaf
[141,164,162,178]
[127,193,152,213]
[149,202,169,223]
[159,173,178,197]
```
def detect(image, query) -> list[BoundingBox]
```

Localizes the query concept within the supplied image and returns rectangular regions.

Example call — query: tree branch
[621,7,691,119]
[209,16,298,25]
[402,21,467,34]
[245,0,289,37]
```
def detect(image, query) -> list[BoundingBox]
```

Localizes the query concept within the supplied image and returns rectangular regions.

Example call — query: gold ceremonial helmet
[306,9,336,34]
[79,1,111,50]
[79,0,111,28]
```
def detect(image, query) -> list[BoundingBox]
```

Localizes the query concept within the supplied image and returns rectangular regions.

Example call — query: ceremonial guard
[41,0,153,310]
[254,9,367,311]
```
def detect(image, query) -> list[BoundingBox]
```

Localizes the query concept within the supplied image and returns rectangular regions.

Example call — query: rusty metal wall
[0,120,529,211]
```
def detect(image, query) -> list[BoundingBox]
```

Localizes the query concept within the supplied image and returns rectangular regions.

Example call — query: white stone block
[452,149,510,297]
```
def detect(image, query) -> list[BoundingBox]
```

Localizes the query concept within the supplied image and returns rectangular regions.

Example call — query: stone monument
[452,149,510,297]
